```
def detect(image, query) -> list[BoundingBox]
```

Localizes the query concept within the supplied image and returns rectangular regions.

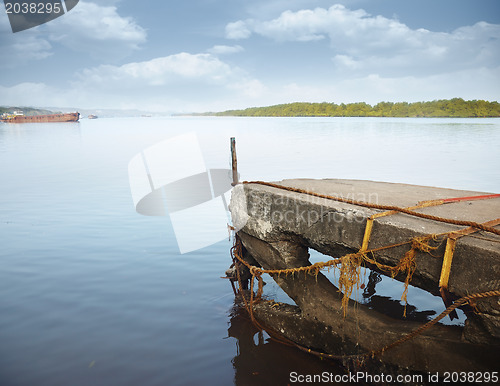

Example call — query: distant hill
[0,106,168,118]
[200,98,500,118]
[0,106,58,116]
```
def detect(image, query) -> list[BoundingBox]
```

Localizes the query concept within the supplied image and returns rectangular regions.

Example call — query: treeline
[0,106,55,116]
[209,99,500,118]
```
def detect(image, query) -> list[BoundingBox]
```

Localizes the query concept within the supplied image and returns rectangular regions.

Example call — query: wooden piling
[231,137,239,186]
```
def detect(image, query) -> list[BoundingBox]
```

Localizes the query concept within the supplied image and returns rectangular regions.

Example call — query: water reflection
[362,271,437,322]
[227,306,346,386]
[1,117,496,384]
[225,272,442,385]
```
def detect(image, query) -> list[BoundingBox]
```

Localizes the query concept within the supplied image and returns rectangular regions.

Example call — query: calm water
[1,117,499,385]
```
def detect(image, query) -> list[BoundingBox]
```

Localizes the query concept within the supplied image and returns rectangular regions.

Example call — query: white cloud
[226,21,252,40]
[228,79,267,98]
[262,66,500,105]
[0,1,146,67]
[252,8,333,42]
[0,82,73,107]
[0,13,53,67]
[207,45,244,55]
[1,66,498,113]
[76,53,244,87]
[0,52,267,112]
[242,0,332,19]
[70,52,268,109]
[47,1,147,59]
[225,5,500,77]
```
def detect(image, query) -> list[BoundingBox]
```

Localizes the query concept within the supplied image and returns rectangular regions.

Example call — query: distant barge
[0,112,80,123]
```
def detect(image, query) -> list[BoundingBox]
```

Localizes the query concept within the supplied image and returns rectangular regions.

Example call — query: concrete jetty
[229,179,500,373]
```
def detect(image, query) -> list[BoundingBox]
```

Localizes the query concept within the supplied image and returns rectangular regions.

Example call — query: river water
[1,117,499,385]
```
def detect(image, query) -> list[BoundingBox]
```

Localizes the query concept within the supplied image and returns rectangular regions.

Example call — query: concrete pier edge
[229,179,500,373]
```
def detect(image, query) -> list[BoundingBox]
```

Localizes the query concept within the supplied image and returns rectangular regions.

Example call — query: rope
[370,289,500,357]
[439,218,500,290]
[228,181,500,362]
[230,241,294,348]
[232,232,448,317]
[243,181,500,236]
[360,200,445,253]
[230,236,500,361]
[469,234,500,243]
[293,289,500,361]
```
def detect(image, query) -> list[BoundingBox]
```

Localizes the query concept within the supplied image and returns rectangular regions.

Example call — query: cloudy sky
[1,0,499,113]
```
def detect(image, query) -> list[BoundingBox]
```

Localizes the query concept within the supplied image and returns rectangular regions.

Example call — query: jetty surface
[230,179,500,373]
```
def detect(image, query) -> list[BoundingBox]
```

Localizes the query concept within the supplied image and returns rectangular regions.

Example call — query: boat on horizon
[0,112,80,123]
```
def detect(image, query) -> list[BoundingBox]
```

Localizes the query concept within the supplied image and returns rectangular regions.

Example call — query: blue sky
[1,0,499,113]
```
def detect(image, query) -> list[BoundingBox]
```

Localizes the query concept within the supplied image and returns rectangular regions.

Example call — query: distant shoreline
[192,98,500,118]
[3,98,499,119]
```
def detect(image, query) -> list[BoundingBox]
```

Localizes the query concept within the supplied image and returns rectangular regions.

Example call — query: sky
[0,0,499,113]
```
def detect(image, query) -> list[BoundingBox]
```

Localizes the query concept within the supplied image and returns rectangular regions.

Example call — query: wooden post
[230,137,239,186]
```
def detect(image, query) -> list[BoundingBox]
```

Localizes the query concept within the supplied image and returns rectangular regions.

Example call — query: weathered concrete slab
[230,179,500,362]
